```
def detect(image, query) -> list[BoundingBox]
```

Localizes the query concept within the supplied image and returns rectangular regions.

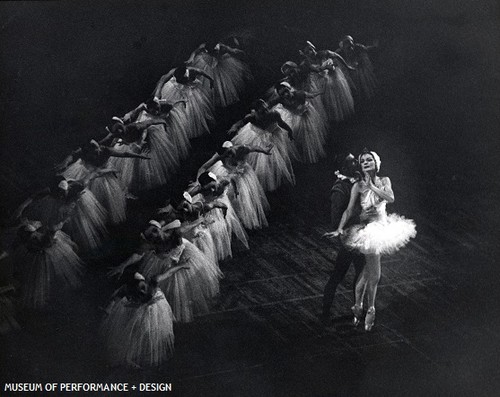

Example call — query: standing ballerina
[324,150,416,331]
[230,99,296,192]
[337,36,379,100]
[100,272,175,369]
[187,41,253,107]
[153,65,215,139]
[56,139,150,224]
[300,41,355,122]
[270,82,328,164]
[198,141,270,230]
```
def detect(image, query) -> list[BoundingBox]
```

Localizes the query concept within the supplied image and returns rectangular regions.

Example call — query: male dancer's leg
[321,245,354,320]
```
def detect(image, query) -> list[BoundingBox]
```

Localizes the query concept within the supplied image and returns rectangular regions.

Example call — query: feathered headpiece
[359,148,381,172]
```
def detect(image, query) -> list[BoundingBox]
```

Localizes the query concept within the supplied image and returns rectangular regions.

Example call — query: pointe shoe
[351,304,363,327]
[365,307,376,331]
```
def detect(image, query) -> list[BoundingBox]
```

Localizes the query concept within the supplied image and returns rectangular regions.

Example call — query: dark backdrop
[0,0,499,216]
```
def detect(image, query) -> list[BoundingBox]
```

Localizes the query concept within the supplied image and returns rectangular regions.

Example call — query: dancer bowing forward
[230,99,296,192]
[324,149,416,331]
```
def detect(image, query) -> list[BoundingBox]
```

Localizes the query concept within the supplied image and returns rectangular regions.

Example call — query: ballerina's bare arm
[133,116,167,131]
[275,113,294,136]
[155,263,191,282]
[197,153,222,178]
[324,51,355,70]
[368,177,394,203]
[106,146,150,160]
[325,183,361,237]
[247,143,274,155]
[107,252,146,278]
[153,68,176,99]
[55,148,82,172]
[218,43,245,56]
[227,114,252,135]
[188,67,214,82]
[185,43,206,65]
[121,103,147,124]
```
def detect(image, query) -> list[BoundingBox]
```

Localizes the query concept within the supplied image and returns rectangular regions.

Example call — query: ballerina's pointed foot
[364,306,376,331]
[351,304,363,327]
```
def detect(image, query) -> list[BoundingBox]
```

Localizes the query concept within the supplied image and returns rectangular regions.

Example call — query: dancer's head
[178,191,193,214]
[340,35,354,49]
[253,99,269,114]
[340,153,361,178]
[275,82,293,99]
[198,171,218,190]
[281,61,298,75]
[302,41,317,57]
[111,122,126,136]
[174,64,189,80]
[57,179,70,198]
[133,272,148,296]
[359,148,381,174]
[143,220,165,244]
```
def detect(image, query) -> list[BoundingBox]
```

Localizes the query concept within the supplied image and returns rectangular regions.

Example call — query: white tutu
[107,124,179,192]
[159,78,214,139]
[192,52,252,107]
[140,240,222,323]
[319,68,355,122]
[232,122,295,191]
[192,193,232,261]
[62,160,126,224]
[15,231,83,309]
[352,53,377,100]
[299,72,328,121]
[343,213,416,255]
[62,190,108,251]
[274,102,328,164]
[100,289,174,368]
[164,107,191,161]
[181,219,219,268]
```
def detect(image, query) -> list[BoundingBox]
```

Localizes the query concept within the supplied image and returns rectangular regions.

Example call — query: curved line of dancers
[0,34,393,369]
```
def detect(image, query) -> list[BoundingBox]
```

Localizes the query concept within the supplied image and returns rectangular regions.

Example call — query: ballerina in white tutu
[109,219,222,323]
[197,141,270,230]
[300,41,355,122]
[270,82,328,164]
[153,65,215,139]
[187,41,253,108]
[336,36,379,100]
[12,217,83,310]
[17,174,109,251]
[188,172,249,260]
[103,103,181,192]
[56,139,149,224]
[324,149,416,331]
[100,272,175,369]
[229,99,296,192]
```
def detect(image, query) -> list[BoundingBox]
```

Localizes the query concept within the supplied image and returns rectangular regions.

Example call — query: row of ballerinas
[100,144,280,368]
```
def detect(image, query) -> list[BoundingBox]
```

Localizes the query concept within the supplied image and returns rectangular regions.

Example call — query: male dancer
[321,154,365,325]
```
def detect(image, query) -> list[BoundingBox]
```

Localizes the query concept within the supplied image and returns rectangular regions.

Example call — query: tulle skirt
[164,107,191,161]
[274,102,328,164]
[15,231,83,309]
[342,213,417,255]
[62,160,126,224]
[162,240,221,322]
[351,53,377,100]
[192,52,252,107]
[211,161,269,230]
[182,220,219,267]
[159,79,214,138]
[192,194,232,261]
[62,190,108,251]
[232,123,295,191]
[100,290,174,368]
[299,72,328,121]
[320,68,355,122]
[107,124,178,192]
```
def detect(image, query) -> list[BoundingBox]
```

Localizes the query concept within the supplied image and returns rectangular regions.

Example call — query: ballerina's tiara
[163,220,181,230]
[222,141,234,148]
[148,220,163,229]
[183,191,193,203]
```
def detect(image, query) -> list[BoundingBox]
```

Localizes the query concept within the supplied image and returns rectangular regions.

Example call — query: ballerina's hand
[322,230,343,239]
[107,265,126,279]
